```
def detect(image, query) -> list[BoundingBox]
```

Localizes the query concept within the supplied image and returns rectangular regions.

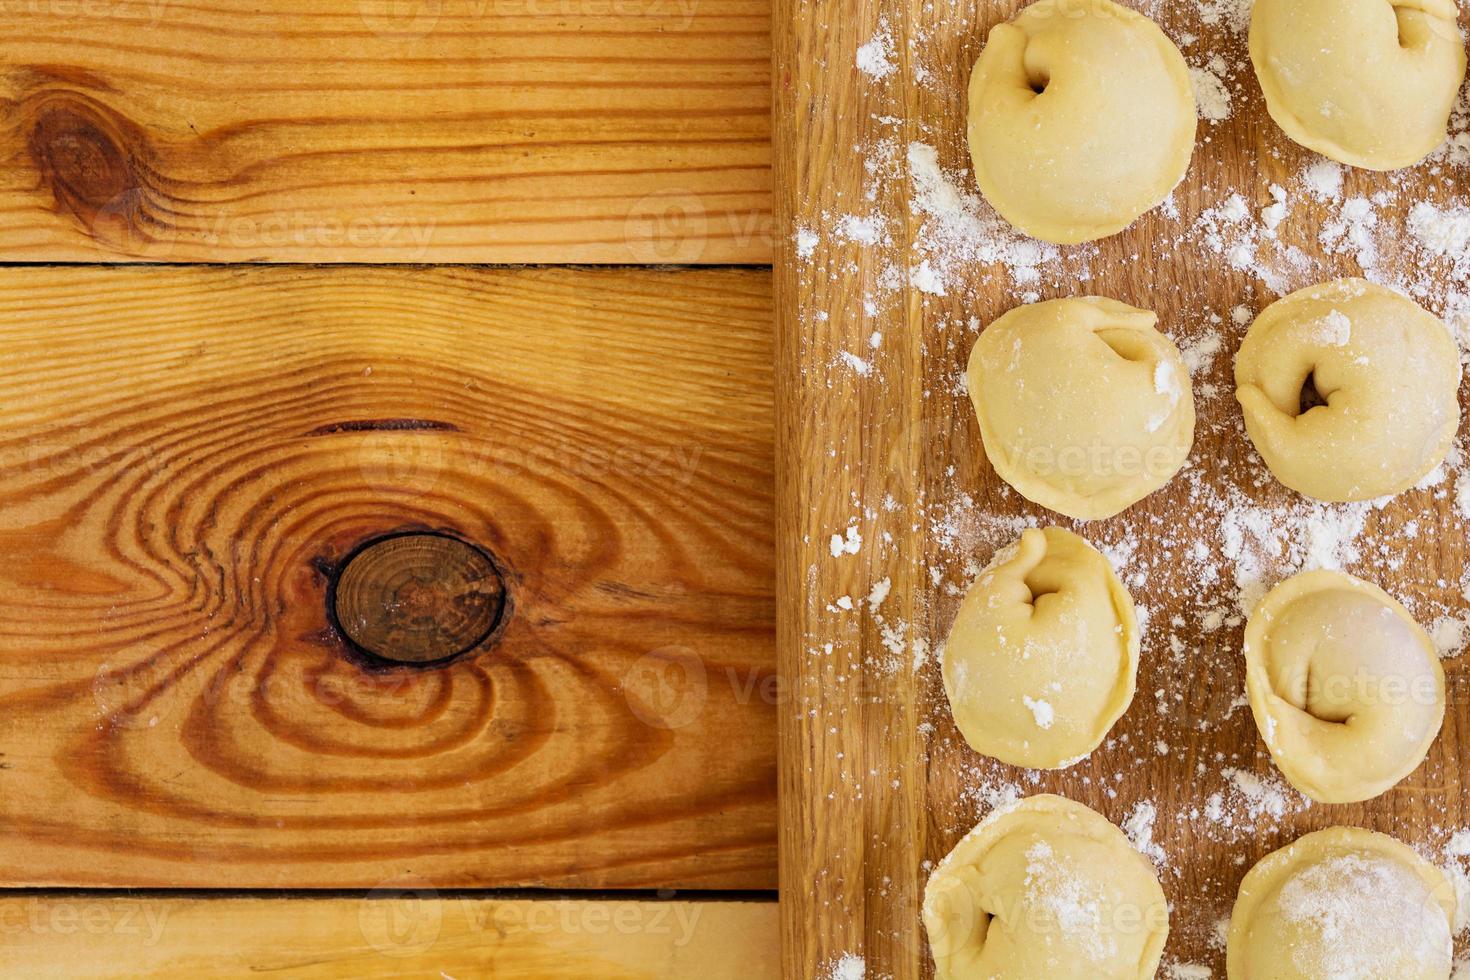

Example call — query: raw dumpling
[968,296,1195,520]
[1243,570,1445,804]
[967,0,1196,244]
[924,794,1169,980]
[1250,0,1466,170]
[1227,826,1455,979]
[1235,279,1461,502]
[942,527,1138,769]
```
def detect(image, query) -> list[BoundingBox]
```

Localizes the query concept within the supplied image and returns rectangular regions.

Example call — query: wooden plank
[0,894,779,978]
[0,265,776,890]
[0,0,771,263]
[778,1,1470,976]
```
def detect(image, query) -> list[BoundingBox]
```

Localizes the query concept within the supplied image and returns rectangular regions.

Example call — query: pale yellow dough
[942,527,1138,769]
[924,795,1168,980]
[967,0,1196,244]
[1227,826,1455,979]
[1235,279,1461,503]
[968,296,1195,520]
[1250,0,1466,170]
[1243,570,1445,804]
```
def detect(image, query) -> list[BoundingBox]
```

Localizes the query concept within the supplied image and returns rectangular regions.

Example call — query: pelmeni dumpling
[942,527,1138,770]
[968,296,1195,520]
[925,795,1169,980]
[1235,280,1461,503]
[1227,827,1455,979]
[1243,570,1445,804]
[1250,0,1466,170]
[967,0,1196,244]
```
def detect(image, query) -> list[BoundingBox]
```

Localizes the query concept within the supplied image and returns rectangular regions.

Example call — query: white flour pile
[822,953,866,980]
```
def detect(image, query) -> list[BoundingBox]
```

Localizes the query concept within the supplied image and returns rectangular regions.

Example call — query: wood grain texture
[0,265,776,890]
[778,1,1470,976]
[0,894,778,978]
[0,0,771,263]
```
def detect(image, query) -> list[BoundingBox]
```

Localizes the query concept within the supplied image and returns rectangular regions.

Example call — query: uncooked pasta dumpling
[942,527,1139,770]
[967,0,1196,244]
[1250,0,1466,170]
[1227,827,1455,979]
[1235,279,1461,502]
[1243,570,1445,804]
[924,795,1169,980]
[968,296,1195,520]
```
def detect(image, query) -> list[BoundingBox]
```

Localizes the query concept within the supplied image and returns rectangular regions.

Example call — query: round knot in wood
[331,533,507,667]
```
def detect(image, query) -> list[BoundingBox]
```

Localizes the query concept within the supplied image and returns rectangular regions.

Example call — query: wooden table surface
[0,893,779,978]
[0,0,780,965]
[0,266,777,892]
[777,0,1470,976]
[0,0,771,263]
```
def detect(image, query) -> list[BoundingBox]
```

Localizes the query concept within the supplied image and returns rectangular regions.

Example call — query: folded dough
[968,296,1195,520]
[942,527,1139,769]
[967,0,1196,244]
[1243,570,1445,804]
[924,794,1168,980]
[1250,0,1466,170]
[1235,279,1461,502]
[1227,826,1455,979]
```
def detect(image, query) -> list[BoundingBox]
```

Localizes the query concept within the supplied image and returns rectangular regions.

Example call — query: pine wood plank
[0,0,771,263]
[0,265,776,890]
[778,2,1470,976]
[0,894,779,978]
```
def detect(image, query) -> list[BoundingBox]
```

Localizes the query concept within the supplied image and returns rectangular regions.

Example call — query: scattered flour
[830,525,863,557]
[907,142,1066,295]
[795,227,818,259]
[855,22,896,80]
[1189,58,1232,123]
[1277,853,1452,978]
[1432,614,1470,659]
[824,953,866,980]
[1164,964,1213,980]
[1123,800,1168,868]
[1195,0,1253,33]
[1302,159,1344,201]
[1022,695,1056,730]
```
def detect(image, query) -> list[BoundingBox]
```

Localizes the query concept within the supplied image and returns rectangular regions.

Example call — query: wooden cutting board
[777,1,1470,976]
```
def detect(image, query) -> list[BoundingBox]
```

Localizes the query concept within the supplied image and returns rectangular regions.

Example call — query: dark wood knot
[25,96,151,246]
[330,532,508,668]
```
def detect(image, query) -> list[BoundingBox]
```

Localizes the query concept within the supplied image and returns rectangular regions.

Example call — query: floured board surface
[0,0,771,263]
[0,266,776,889]
[0,894,779,978]
[778,0,1470,976]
